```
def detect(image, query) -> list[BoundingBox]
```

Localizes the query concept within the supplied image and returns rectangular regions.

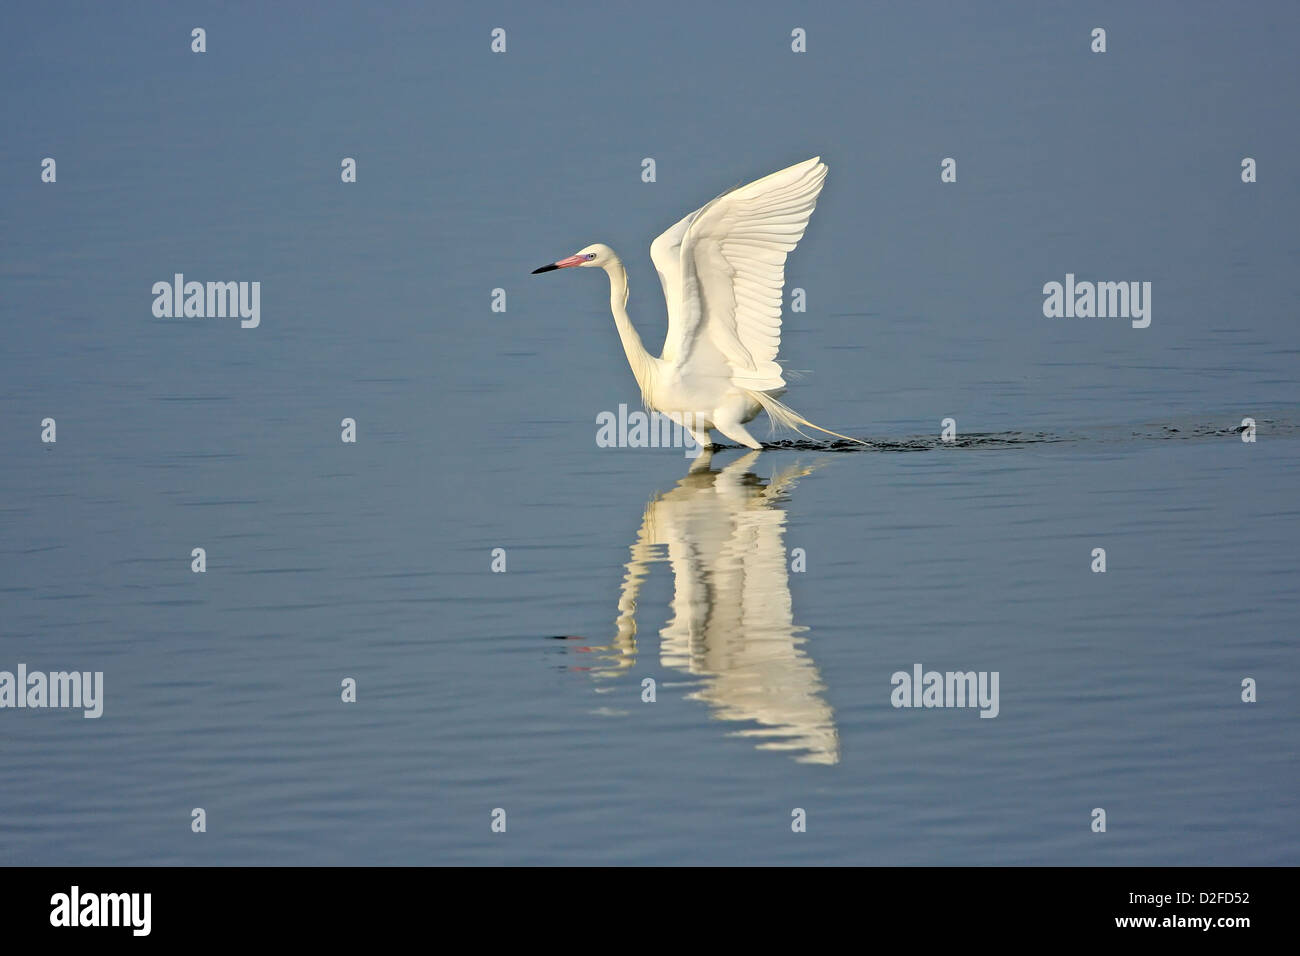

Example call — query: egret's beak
[531,254,586,274]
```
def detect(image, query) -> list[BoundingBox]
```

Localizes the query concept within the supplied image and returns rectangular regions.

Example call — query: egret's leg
[712,411,763,450]
[686,425,713,450]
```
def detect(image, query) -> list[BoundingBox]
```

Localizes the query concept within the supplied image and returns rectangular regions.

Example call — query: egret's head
[531,243,613,274]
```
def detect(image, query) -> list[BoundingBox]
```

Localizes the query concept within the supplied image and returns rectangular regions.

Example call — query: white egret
[532,157,864,450]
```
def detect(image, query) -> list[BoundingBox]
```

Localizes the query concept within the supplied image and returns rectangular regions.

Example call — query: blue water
[1,1,1297,865]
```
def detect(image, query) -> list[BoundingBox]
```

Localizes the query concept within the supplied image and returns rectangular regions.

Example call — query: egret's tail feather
[744,389,869,445]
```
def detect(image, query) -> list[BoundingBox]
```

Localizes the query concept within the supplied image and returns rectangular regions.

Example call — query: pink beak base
[532,254,587,274]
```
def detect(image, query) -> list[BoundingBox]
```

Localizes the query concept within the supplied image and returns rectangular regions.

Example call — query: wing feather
[653,157,828,391]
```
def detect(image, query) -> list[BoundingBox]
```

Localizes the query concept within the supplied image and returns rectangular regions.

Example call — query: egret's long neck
[603,255,654,398]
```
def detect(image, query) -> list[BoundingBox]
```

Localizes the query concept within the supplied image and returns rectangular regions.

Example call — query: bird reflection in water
[578,449,839,765]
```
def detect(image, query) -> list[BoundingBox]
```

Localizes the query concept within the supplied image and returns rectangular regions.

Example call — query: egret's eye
[586,253,597,260]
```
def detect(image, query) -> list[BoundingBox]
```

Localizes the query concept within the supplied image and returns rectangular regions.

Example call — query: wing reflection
[590,449,839,765]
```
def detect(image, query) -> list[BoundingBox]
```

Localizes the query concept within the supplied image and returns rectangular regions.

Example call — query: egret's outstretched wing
[653,157,827,392]
[649,206,701,341]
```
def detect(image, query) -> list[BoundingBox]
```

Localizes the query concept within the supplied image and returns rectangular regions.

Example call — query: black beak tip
[531,264,558,275]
